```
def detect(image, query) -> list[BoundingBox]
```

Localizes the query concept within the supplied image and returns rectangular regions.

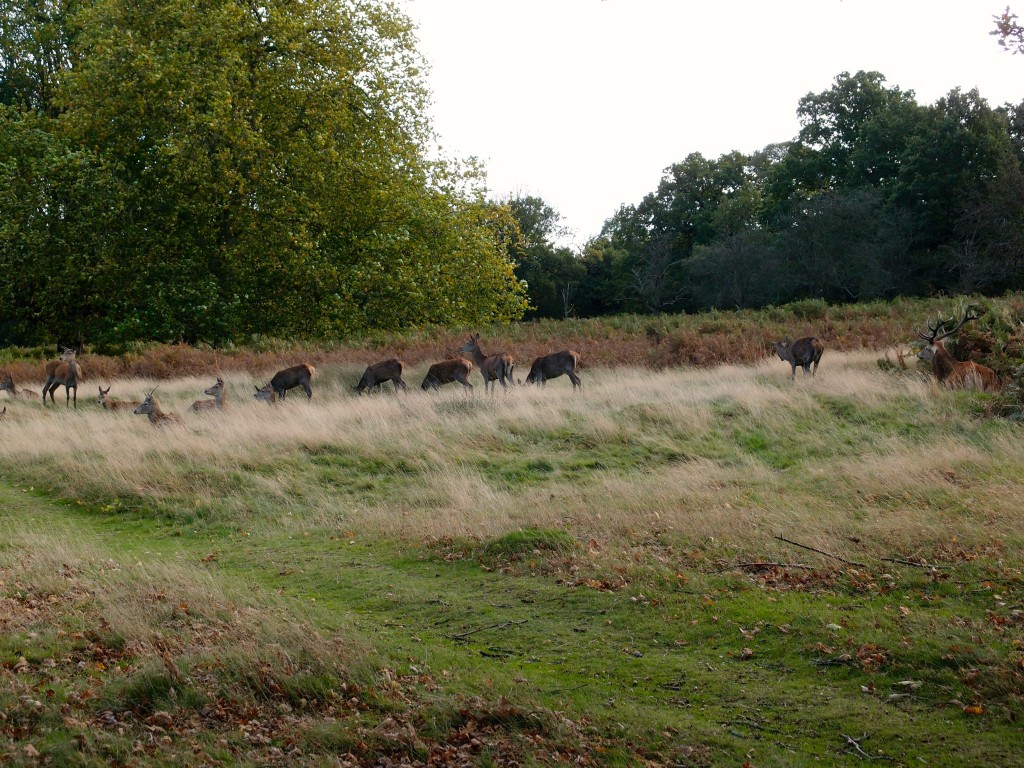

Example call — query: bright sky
[399,1,1024,248]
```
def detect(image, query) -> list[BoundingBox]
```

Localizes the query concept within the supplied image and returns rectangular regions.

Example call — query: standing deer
[771,337,825,379]
[355,359,407,395]
[420,358,474,392]
[191,378,227,411]
[267,363,315,400]
[98,386,141,412]
[459,333,514,392]
[523,350,582,389]
[918,310,1000,392]
[133,389,182,427]
[1,373,39,400]
[42,347,81,409]
[254,382,277,405]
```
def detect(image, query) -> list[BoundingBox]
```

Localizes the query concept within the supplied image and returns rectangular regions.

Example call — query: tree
[993,6,1024,53]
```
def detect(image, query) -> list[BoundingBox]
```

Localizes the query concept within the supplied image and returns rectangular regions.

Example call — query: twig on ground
[774,535,867,568]
[713,562,816,574]
[448,619,528,641]
[841,732,895,761]
[881,557,953,569]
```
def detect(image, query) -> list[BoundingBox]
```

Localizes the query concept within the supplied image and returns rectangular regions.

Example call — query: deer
[254,382,277,405]
[523,350,582,389]
[266,363,315,400]
[420,358,474,392]
[355,359,407,395]
[97,386,141,412]
[1,372,40,400]
[770,337,825,379]
[191,378,227,411]
[917,309,1000,392]
[132,389,182,427]
[42,347,81,409]
[459,333,514,392]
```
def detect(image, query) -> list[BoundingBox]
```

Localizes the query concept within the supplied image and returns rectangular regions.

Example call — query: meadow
[1,311,1024,766]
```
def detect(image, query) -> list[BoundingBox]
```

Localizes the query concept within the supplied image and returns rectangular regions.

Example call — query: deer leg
[303,383,312,399]
[569,372,581,389]
[395,377,407,393]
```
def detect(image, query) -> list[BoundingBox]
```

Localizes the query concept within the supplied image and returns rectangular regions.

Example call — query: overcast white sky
[398,1,1024,247]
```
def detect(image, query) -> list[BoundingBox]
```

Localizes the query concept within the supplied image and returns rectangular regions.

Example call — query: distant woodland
[2,0,1023,348]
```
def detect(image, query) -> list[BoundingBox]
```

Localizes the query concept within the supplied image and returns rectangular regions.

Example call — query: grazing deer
[523,350,582,389]
[191,378,227,411]
[459,333,514,392]
[355,359,407,395]
[254,382,277,405]
[268,363,315,400]
[1,372,40,400]
[771,337,825,379]
[420,358,474,392]
[133,389,182,427]
[918,310,1000,392]
[97,386,141,412]
[42,347,81,409]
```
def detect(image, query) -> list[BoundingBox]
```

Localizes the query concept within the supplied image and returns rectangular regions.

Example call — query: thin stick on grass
[774,535,867,568]
[448,619,528,641]
[880,557,953,569]
[713,562,816,573]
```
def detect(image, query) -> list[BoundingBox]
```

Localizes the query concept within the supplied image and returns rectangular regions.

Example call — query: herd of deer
[0,312,1002,425]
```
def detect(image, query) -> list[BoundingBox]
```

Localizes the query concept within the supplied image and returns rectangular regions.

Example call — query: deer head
[918,308,984,362]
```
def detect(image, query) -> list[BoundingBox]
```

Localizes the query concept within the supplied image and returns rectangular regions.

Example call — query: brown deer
[420,358,474,392]
[253,382,277,405]
[918,310,1000,392]
[97,386,141,412]
[355,359,407,395]
[459,333,514,392]
[42,347,81,409]
[771,337,825,379]
[191,378,227,411]
[523,351,582,389]
[1,372,40,400]
[268,363,315,400]
[133,389,182,427]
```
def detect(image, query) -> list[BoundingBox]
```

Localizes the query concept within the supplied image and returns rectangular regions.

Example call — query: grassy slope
[1,340,1023,764]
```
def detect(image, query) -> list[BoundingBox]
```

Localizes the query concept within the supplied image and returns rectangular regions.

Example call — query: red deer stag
[918,310,1000,392]
[254,382,277,405]
[42,347,81,409]
[266,363,315,400]
[420,358,474,392]
[771,337,825,379]
[524,350,582,389]
[98,386,141,412]
[1,372,39,400]
[459,333,514,392]
[133,389,182,427]
[191,378,227,411]
[355,359,407,395]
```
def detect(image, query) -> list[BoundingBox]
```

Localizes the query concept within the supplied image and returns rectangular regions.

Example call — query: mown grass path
[3,479,1020,767]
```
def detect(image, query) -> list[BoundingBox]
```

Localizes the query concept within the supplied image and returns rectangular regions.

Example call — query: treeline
[0,0,527,349]
[510,71,1024,319]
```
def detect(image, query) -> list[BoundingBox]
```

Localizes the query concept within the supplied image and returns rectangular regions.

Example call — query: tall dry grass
[2,352,1022,566]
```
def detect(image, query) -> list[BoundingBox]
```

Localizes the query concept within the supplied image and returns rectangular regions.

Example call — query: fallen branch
[448,619,528,641]
[880,557,953,570]
[713,562,816,574]
[841,732,895,761]
[774,535,867,568]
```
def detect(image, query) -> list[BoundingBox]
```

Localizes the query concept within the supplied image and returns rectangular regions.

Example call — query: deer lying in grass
[355,359,407,395]
[98,386,141,411]
[771,337,825,379]
[1,372,39,400]
[191,378,227,411]
[268,363,315,400]
[42,347,81,409]
[254,382,277,405]
[133,390,182,427]
[459,333,514,392]
[523,350,582,389]
[918,310,1000,392]
[420,358,474,392]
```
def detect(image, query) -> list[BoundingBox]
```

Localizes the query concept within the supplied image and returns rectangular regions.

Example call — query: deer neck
[931,342,958,381]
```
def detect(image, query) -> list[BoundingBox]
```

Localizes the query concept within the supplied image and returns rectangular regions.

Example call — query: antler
[919,308,984,344]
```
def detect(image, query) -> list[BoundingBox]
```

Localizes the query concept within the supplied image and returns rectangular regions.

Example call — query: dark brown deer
[268,363,315,399]
[98,386,141,412]
[254,382,277,405]
[524,350,582,389]
[355,359,407,395]
[1,372,39,400]
[191,378,227,411]
[42,347,81,409]
[771,337,825,379]
[420,358,474,392]
[918,310,1000,392]
[459,333,514,392]
[133,389,182,427]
